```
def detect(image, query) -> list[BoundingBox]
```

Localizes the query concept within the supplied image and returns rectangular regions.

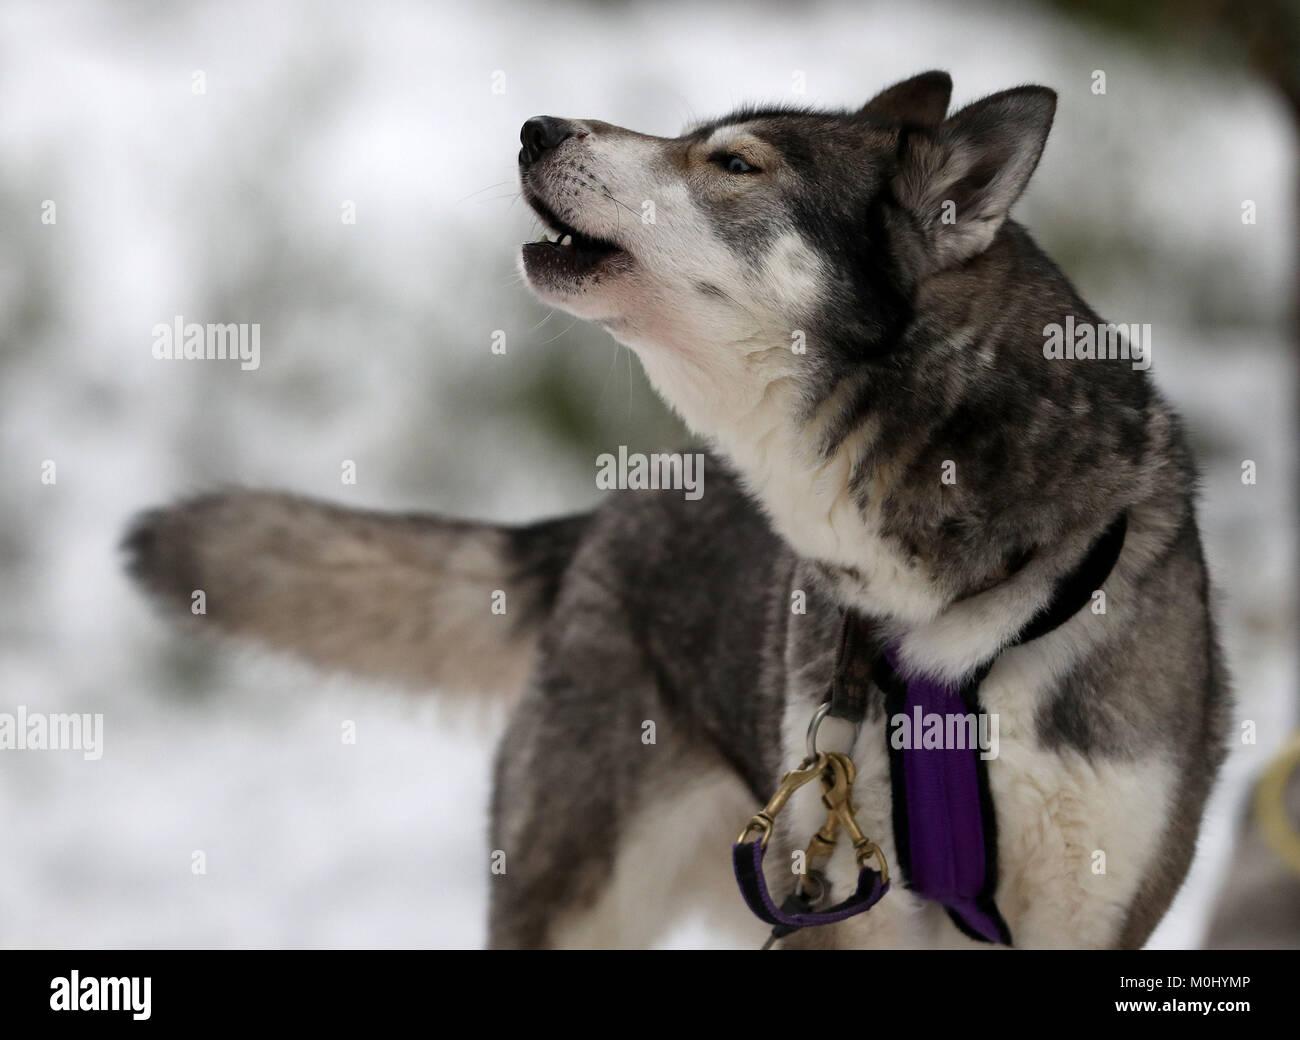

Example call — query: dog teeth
[534,228,578,247]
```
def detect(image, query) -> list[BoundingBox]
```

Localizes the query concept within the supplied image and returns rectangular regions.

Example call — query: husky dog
[126,72,1229,949]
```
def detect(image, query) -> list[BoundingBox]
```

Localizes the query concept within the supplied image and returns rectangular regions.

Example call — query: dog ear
[860,71,952,128]
[893,86,1056,267]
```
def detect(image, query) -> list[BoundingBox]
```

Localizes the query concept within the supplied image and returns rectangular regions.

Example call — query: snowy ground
[0,0,1294,947]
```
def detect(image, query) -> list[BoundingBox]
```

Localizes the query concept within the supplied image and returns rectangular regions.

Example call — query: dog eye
[715,153,759,174]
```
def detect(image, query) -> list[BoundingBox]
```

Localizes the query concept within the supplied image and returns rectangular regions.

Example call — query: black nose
[520,116,575,164]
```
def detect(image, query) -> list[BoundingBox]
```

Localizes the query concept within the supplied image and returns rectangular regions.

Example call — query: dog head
[517,73,1055,435]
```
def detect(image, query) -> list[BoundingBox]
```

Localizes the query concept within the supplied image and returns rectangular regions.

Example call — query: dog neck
[631,326,950,619]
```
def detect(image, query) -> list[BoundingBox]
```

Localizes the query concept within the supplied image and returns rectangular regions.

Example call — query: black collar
[828,512,1128,723]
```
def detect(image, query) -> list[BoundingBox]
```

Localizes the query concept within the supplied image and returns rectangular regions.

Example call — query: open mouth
[521,189,629,284]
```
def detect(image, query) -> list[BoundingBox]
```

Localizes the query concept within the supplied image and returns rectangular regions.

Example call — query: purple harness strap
[883,646,1010,945]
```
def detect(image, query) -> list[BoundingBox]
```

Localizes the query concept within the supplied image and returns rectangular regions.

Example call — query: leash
[734,750,890,947]
[733,512,1128,948]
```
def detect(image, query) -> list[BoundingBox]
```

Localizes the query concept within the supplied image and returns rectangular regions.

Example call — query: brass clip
[737,748,890,890]
[820,751,890,885]
[736,753,828,847]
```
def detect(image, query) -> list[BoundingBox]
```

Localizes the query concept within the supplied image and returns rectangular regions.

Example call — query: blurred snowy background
[0,0,1294,947]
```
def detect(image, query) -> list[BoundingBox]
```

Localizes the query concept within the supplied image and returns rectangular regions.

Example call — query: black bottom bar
[0,948,1290,1027]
